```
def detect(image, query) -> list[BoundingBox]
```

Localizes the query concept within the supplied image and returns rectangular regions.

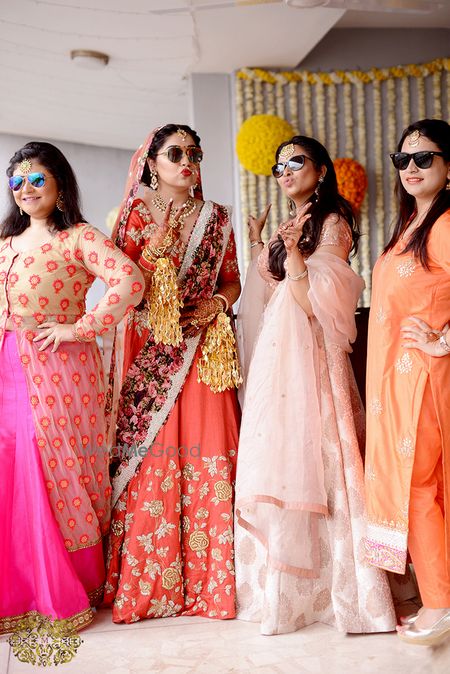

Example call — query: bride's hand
[148,199,186,253]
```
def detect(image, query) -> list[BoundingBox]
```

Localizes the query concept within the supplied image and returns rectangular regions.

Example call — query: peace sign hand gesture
[279,202,312,253]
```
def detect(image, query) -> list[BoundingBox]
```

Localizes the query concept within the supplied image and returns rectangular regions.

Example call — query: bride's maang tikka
[177,128,187,141]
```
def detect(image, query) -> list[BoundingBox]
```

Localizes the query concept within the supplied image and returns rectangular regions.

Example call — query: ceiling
[0,0,449,150]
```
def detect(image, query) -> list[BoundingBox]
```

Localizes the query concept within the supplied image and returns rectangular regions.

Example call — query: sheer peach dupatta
[235,249,364,577]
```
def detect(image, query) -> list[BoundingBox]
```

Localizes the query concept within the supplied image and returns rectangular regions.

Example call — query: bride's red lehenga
[103,139,241,622]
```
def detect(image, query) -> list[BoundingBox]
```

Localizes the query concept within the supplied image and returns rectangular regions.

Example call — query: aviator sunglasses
[271,154,314,178]
[9,172,47,191]
[157,145,203,164]
[389,151,444,171]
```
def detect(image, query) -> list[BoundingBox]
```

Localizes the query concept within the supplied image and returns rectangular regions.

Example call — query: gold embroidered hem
[364,520,408,574]
[0,606,94,636]
[88,583,105,607]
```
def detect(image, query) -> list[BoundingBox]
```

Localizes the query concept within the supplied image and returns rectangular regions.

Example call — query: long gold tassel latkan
[147,257,183,346]
[197,312,243,393]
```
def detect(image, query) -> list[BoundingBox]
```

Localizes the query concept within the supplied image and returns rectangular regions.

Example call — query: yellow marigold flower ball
[333,158,368,212]
[236,114,295,176]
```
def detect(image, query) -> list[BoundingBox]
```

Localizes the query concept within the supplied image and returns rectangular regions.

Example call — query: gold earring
[446,180,450,191]
[288,198,296,216]
[19,207,23,216]
[315,175,324,198]
[150,170,159,190]
[56,192,65,211]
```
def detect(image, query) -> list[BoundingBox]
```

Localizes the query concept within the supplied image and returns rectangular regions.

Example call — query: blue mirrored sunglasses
[9,172,46,191]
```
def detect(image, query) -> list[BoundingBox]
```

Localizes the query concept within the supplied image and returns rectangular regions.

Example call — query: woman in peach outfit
[235,135,396,635]
[0,142,144,634]
[365,119,450,645]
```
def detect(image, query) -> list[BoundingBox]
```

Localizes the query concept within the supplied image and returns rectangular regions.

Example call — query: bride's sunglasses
[271,154,314,178]
[157,145,203,164]
[9,172,47,191]
[389,151,444,171]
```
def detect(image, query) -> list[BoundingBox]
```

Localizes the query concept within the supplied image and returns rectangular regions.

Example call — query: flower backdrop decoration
[236,114,295,176]
[235,58,449,305]
[333,158,368,212]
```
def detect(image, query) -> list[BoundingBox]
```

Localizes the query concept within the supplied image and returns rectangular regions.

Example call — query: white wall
[190,73,243,272]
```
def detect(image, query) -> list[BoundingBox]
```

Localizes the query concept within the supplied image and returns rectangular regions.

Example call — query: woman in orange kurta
[0,142,144,634]
[365,119,450,645]
[104,124,241,622]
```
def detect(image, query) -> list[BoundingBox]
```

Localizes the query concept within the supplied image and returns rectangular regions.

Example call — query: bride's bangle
[250,240,263,248]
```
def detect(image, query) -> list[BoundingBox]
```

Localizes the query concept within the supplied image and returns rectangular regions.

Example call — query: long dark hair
[384,118,450,269]
[268,135,359,282]
[141,124,202,187]
[1,141,86,238]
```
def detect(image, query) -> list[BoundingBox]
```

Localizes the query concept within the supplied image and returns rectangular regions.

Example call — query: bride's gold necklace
[152,193,196,231]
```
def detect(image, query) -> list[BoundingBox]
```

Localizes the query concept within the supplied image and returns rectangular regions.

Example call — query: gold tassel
[147,257,183,346]
[197,312,243,393]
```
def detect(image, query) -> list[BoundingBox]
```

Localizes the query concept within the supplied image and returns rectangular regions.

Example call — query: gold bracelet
[250,240,263,248]
[287,268,308,281]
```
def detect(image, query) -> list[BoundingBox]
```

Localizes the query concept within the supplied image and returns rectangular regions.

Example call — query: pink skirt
[0,332,101,634]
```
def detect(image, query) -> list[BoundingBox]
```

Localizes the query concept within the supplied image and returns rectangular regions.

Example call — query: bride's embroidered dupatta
[111,201,232,504]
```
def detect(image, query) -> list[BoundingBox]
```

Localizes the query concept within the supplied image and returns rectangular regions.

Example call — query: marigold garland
[236,114,295,177]
[333,158,368,212]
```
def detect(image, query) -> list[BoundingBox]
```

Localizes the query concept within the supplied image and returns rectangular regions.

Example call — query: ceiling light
[70,49,109,70]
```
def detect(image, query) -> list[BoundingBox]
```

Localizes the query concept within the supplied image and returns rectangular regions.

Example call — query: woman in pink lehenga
[0,142,144,634]
[235,135,396,635]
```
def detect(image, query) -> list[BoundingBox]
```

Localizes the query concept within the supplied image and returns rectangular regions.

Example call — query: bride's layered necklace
[151,193,196,232]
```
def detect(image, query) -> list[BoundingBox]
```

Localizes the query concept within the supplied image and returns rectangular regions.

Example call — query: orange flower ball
[333,158,368,212]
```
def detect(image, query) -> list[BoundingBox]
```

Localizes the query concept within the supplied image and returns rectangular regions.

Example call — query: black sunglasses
[157,145,203,164]
[271,154,314,178]
[389,151,444,171]
[8,172,47,191]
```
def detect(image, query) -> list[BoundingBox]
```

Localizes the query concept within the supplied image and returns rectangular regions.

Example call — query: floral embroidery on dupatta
[112,202,232,505]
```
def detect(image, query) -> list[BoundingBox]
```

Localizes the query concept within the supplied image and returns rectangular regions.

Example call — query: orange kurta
[365,210,450,574]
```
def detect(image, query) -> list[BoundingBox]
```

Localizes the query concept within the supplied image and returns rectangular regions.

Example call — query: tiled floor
[1,606,449,674]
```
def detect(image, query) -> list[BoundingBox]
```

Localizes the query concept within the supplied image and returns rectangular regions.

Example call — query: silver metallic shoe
[397,611,450,646]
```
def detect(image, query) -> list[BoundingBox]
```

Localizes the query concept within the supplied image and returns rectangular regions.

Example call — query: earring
[56,192,65,211]
[19,207,23,216]
[288,198,296,217]
[150,170,159,191]
[446,180,450,191]
[189,183,198,197]
[315,176,325,198]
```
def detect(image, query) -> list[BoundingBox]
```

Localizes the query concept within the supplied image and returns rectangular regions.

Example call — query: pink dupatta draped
[236,247,364,577]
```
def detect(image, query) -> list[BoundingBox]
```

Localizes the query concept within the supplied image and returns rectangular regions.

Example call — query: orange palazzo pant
[408,382,450,608]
